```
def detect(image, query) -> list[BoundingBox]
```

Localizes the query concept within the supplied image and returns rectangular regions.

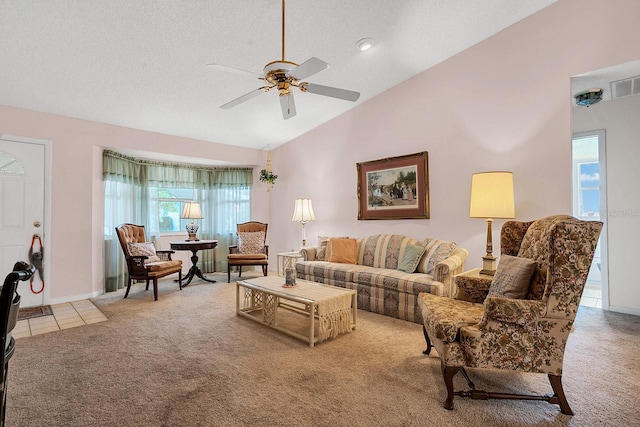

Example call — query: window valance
[102,150,253,187]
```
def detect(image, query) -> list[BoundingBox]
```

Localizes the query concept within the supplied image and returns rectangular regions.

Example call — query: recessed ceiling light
[356,38,374,52]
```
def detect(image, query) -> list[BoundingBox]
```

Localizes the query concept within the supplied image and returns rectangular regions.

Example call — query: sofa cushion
[416,239,457,274]
[352,267,440,296]
[328,238,357,264]
[397,244,426,273]
[359,234,422,269]
[127,242,161,263]
[295,261,365,285]
[487,255,536,299]
[145,259,182,272]
[237,231,265,254]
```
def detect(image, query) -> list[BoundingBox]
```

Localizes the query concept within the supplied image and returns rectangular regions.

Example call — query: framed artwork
[357,151,430,220]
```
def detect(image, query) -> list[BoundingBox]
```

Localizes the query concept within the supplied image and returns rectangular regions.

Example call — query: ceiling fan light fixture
[356,38,374,52]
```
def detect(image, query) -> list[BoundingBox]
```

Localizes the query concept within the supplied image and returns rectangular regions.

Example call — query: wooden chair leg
[262,265,267,276]
[548,374,574,415]
[228,265,231,283]
[238,266,242,278]
[153,279,159,301]
[442,365,461,410]
[178,271,183,290]
[124,277,132,298]
[145,280,150,291]
[422,325,432,355]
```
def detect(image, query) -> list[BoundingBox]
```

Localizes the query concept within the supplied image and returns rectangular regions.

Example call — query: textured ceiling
[0,0,557,152]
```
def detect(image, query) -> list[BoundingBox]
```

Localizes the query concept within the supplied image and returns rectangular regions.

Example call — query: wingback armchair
[227,221,269,282]
[418,215,603,415]
[115,223,183,300]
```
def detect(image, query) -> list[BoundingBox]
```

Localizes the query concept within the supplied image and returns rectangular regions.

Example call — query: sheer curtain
[103,150,252,292]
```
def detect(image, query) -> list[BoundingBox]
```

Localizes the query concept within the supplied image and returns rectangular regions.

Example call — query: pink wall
[268,0,640,267]
[0,105,263,303]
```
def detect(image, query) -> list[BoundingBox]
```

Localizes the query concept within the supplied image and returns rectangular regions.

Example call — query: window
[156,188,195,233]
[577,162,599,217]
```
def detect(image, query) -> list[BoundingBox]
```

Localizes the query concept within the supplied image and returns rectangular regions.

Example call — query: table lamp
[291,198,316,247]
[181,201,203,241]
[469,172,515,275]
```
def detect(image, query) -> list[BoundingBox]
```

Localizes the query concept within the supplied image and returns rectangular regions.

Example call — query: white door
[0,138,46,308]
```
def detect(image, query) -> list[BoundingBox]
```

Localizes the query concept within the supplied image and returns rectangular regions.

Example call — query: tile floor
[12,299,107,339]
[579,285,603,308]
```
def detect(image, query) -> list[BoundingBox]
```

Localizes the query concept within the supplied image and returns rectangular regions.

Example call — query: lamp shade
[469,172,515,219]
[181,201,203,219]
[291,199,316,223]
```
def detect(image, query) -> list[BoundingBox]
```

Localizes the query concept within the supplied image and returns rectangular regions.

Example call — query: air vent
[610,75,640,99]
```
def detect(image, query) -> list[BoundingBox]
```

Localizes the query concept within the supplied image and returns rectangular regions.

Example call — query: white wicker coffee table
[236,275,357,347]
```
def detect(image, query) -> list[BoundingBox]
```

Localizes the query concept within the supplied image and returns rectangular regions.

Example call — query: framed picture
[357,151,430,220]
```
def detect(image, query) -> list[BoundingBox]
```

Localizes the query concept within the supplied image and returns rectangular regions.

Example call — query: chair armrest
[229,245,239,254]
[264,245,269,257]
[130,255,148,270]
[300,247,317,261]
[481,297,547,327]
[454,273,493,304]
[156,250,174,261]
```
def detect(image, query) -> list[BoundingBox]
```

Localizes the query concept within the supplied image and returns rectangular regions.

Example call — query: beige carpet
[6,273,640,426]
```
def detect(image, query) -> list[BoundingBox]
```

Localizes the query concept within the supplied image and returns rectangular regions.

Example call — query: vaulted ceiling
[0,1,557,150]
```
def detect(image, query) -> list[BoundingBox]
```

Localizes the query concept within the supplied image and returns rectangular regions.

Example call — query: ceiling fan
[209,0,360,120]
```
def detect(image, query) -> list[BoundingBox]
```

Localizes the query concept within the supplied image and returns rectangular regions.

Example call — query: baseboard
[606,305,640,316]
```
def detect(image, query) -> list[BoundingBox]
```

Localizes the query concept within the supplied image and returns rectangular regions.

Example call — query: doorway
[572,130,608,309]
[0,136,50,308]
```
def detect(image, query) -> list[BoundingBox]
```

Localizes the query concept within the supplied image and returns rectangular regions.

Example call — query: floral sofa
[296,234,468,324]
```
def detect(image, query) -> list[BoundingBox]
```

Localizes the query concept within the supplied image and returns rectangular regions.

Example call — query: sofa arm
[480,297,547,327]
[300,247,318,261]
[433,247,469,297]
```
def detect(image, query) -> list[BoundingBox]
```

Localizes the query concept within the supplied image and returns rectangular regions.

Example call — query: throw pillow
[237,231,265,254]
[487,255,537,299]
[397,244,426,273]
[327,238,357,264]
[317,235,348,260]
[415,239,457,275]
[316,235,331,260]
[127,242,161,263]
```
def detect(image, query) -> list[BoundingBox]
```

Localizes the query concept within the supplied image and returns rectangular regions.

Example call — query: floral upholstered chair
[417,215,603,415]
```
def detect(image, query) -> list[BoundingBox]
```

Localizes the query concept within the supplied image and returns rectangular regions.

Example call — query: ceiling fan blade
[289,57,330,80]
[302,83,360,102]
[279,92,297,120]
[207,63,264,79]
[220,87,269,109]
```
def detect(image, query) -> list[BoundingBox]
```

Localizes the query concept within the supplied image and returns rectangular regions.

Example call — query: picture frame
[357,151,430,220]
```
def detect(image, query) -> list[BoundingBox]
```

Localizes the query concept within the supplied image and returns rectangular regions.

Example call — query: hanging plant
[259,169,278,185]
[260,149,278,191]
